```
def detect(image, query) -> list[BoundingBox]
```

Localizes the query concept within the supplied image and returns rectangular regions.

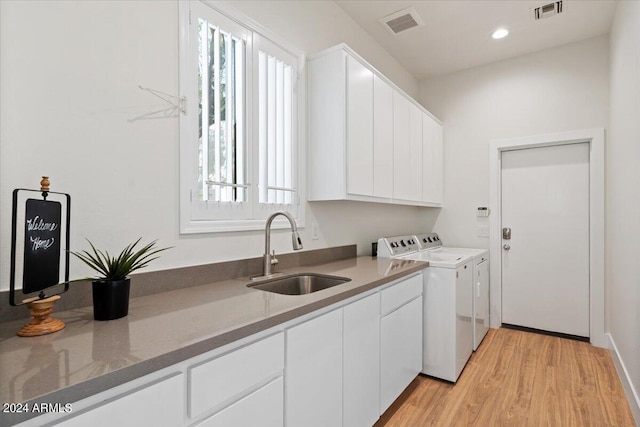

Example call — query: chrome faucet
[254,211,303,280]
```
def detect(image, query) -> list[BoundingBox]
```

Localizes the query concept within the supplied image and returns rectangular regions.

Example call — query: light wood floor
[376,327,636,426]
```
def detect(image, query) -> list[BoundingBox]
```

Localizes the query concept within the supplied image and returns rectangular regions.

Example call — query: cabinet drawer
[59,374,183,427]
[195,377,284,427]
[189,332,284,419]
[381,274,423,316]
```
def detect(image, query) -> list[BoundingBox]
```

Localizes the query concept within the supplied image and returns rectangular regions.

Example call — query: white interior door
[501,143,590,337]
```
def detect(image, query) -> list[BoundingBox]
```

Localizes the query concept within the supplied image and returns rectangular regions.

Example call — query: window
[179,1,304,233]
[198,14,247,204]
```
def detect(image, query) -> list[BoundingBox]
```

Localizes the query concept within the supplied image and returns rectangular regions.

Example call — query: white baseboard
[607,333,640,426]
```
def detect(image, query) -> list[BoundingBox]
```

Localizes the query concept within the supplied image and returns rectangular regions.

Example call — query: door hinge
[456,271,459,279]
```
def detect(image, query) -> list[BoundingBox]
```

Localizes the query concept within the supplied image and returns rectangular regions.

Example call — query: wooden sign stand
[11,177,69,337]
[17,295,65,337]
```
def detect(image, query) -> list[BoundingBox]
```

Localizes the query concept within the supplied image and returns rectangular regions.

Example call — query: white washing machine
[415,233,490,351]
[377,235,474,383]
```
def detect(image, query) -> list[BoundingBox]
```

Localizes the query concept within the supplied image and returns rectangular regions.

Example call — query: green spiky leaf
[70,238,172,282]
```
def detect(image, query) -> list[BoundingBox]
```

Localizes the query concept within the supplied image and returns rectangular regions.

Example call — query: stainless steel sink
[247,273,351,295]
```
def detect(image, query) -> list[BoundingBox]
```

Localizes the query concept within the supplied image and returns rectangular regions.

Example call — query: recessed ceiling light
[492,28,509,39]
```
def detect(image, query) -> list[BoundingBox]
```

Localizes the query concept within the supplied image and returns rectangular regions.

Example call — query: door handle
[503,244,511,250]
[502,227,511,240]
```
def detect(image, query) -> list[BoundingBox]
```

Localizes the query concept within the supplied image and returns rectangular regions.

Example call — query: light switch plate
[477,207,490,217]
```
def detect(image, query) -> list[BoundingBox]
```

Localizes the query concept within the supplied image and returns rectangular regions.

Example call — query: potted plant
[71,238,170,321]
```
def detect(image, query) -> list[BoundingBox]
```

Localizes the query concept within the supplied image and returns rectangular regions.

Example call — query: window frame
[179,0,306,234]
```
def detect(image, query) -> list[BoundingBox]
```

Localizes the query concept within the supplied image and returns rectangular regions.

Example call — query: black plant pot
[92,279,130,321]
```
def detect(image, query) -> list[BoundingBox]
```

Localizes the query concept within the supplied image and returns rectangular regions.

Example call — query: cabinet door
[433,122,444,204]
[344,293,380,427]
[346,55,373,196]
[394,96,423,202]
[307,49,347,201]
[408,103,423,201]
[380,297,423,415]
[422,114,436,203]
[393,93,411,201]
[373,75,393,199]
[421,114,443,205]
[286,309,343,427]
[58,374,183,427]
[196,377,283,427]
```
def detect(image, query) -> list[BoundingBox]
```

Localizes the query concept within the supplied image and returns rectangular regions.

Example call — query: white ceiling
[334,0,617,79]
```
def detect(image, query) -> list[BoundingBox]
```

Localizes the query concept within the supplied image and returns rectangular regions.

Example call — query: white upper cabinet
[373,75,394,199]
[409,102,424,201]
[422,113,443,205]
[392,92,411,201]
[307,46,347,201]
[308,44,443,207]
[433,123,444,204]
[346,55,374,196]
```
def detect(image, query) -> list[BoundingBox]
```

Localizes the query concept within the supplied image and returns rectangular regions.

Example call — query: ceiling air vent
[534,1,563,20]
[379,7,424,35]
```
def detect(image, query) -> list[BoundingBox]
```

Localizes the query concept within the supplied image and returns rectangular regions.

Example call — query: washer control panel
[377,235,420,258]
[415,233,442,250]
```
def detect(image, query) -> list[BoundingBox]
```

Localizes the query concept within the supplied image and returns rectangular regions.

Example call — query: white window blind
[258,49,295,205]
[179,1,304,233]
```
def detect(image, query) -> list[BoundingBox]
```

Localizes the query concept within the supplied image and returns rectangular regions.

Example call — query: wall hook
[128,85,186,122]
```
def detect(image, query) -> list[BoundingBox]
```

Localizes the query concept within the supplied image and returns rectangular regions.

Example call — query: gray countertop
[0,255,427,425]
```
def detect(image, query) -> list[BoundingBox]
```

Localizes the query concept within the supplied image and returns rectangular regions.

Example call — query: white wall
[419,36,609,248]
[607,0,640,419]
[420,26,639,417]
[0,0,436,290]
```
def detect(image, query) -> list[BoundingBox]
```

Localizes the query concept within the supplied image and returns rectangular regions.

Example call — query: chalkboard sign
[10,184,70,306]
[23,199,62,294]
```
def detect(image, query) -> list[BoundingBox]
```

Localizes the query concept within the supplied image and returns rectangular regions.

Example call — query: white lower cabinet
[58,374,183,427]
[286,308,343,427]
[52,334,284,427]
[286,274,422,427]
[26,275,423,427]
[380,276,423,415]
[344,293,381,427]
[195,377,283,427]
